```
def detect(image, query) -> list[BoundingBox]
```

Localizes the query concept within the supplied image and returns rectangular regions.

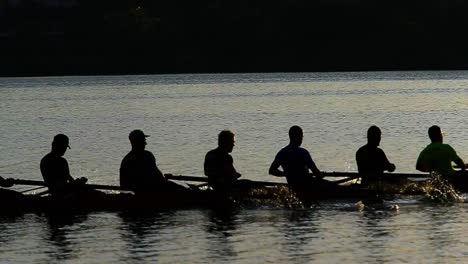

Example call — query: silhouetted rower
[204,130,249,192]
[269,125,325,192]
[120,129,185,194]
[356,126,396,185]
[416,125,467,178]
[40,134,88,196]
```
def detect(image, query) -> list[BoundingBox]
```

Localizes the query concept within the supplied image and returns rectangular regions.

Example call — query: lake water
[2,71,468,262]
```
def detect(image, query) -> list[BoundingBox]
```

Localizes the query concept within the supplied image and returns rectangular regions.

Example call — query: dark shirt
[120,150,166,192]
[356,144,392,183]
[204,148,239,190]
[272,145,318,187]
[40,152,73,194]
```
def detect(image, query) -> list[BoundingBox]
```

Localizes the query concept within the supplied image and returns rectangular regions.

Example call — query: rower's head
[428,125,443,143]
[289,125,303,146]
[129,129,149,151]
[51,134,70,156]
[218,130,235,153]
[367,125,381,147]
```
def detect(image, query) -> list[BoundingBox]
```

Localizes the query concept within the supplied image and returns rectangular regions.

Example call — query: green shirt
[416,142,460,176]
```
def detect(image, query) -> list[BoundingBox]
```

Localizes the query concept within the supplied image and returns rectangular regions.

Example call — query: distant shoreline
[2,56,467,78]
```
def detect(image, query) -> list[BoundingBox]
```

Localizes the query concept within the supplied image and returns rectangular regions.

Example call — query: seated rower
[120,129,185,194]
[40,134,90,197]
[356,126,396,185]
[204,130,250,193]
[416,125,467,180]
[269,125,327,194]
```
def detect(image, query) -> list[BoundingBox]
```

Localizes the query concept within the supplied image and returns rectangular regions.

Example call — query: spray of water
[420,172,464,203]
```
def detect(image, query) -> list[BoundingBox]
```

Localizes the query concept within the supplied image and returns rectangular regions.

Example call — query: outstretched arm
[305,152,323,178]
[382,152,396,172]
[269,159,285,177]
[309,162,323,178]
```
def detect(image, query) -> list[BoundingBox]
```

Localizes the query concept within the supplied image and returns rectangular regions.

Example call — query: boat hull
[4,176,468,214]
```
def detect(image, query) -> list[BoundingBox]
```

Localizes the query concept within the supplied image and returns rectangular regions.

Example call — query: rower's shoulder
[280,145,311,157]
[40,152,65,164]
[356,144,366,155]
[205,148,221,159]
[143,150,155,157]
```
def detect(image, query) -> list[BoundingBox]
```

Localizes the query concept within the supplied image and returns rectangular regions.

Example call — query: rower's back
[40,152,70,194]
[120,149,166,192]
[269,125,323,193]
[204,130,241,192]
[356,126,395,184]
[273,144,317,187]
[119,129,175,194]
[416,125,464,177]
[40,134,75,195]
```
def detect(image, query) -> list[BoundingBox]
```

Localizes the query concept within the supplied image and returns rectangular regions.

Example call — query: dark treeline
[2,0,468,76]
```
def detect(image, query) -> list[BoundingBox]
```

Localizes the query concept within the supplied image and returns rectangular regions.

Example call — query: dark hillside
[1,0,468,76]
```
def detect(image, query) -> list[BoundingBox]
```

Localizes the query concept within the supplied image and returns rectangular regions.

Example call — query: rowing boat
[0,182,377,213]
[1,171,465,213]
[0,187,376,213]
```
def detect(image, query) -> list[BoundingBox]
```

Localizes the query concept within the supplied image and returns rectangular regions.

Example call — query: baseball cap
[129,129,150,141]
[53,134,71,149]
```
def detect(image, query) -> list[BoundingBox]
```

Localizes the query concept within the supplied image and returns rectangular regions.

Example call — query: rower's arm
[416,160,429,172]
[269,160,285,177]
[381,150,396,172]
[415,151,430,172]
[305,152,323,178]
[454,157,466,171]
[64,161,75,183]
[310,163,323,178]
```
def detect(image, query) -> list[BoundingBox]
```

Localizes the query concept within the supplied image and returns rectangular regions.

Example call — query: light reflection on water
[2,71,468,262]
[1,203,468,262]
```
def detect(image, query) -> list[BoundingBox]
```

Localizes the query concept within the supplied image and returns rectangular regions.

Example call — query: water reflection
[204,208,240,261]
[43,213,88,262]
[117,211,173,262]
[0,215,25,248]
[425,205,461,260]
[277,209,319,263]
[358,208,398,263]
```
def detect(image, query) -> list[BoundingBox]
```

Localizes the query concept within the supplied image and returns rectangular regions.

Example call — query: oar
[11,179,128,191]
[332,176,360,185]
[165,172,429,187]
[322,171,430,178]
[165,174,285,187]
[21,186,47,193]
[166,172,429,182]
[166,174,358,187]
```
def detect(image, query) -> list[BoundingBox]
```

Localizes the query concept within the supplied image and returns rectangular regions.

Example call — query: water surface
[2,71,468,262]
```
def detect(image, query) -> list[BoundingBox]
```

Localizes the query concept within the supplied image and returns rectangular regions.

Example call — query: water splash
[420,172,464,203]
[239,186,303,208]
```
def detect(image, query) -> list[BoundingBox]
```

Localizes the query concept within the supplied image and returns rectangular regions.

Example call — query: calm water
[2,71,468,262]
